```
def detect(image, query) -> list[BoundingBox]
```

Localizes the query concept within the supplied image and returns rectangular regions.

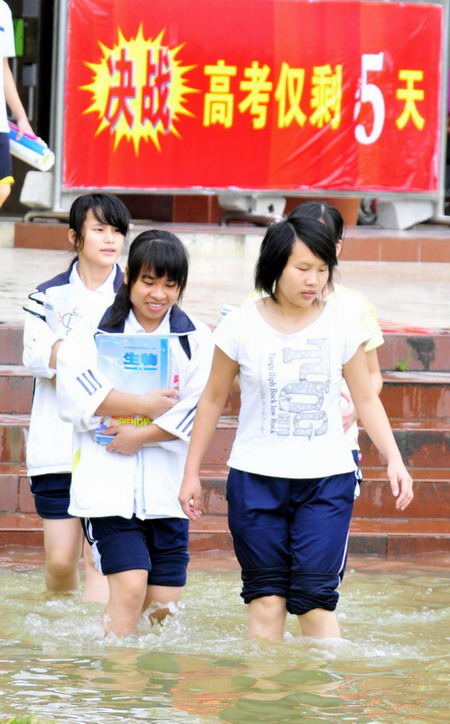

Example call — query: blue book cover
[94,333,171,443]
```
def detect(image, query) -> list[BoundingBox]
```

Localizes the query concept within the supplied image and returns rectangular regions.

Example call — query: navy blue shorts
[227,467,358,616]
[83,515,189,587]
[30,473,73,519]
[0,132,13,181]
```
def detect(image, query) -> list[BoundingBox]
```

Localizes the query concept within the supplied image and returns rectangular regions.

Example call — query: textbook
[8,121,55,172]
[94,333,171,444]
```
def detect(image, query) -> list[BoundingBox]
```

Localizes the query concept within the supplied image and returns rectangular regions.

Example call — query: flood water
[0,565,449,723]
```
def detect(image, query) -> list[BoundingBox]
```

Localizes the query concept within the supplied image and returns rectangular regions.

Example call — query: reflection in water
[0,566,449,722]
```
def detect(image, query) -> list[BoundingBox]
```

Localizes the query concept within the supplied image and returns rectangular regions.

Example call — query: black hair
[103,229,189,327]
[287,201,344,245]
[69,193,130,251]
[254,217,337,301]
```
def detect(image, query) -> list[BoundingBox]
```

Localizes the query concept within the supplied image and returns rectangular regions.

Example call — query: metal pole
[50,0,68,212]
[432,0,450,223]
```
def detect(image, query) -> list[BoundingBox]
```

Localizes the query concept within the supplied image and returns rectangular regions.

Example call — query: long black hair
[103,229,189,328]
[255,216,337,301]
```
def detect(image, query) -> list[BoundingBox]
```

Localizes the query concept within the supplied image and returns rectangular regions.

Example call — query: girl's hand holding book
[104,424,148,455]
[141,389,178,418]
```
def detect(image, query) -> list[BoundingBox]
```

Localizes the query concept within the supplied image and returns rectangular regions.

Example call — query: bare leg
[298,608,341,638]
[104,569,148,636]
[143,585,184,624]
[81,538,110,604]
[0,182,11,208]
[248,595,287,642]
[42,518,82,592]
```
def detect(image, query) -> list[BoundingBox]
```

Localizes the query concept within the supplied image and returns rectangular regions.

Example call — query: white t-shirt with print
[213,300,368,479]
[0,1,15,132]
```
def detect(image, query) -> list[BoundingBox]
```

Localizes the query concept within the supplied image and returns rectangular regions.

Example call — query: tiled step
[188,514,450,556]
[1,413,448,469]
[1,365,449,422]
[0,366,33,414]
[380,372,450,419]
[1,515,447,555]
[0,509,43,547]
[197,467,450,519]
[2,322,450,372]
[202,416,450,469]
[355,467,450,519]
[0,415,28,464]
[349,517,450,556]
[1,468,448,555]
[0,323,24,365]
[13,221,450,263]
[377,330,450,373]
[359,418,450,468]
[210,371,450,419]
[0,465,35,515]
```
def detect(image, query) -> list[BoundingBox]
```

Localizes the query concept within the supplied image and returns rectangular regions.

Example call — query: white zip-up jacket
[56,304,214,520]
[22,261,123,476]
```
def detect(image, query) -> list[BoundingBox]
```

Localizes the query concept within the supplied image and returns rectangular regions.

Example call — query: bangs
[129,233,189,295]
[92,199,128,236]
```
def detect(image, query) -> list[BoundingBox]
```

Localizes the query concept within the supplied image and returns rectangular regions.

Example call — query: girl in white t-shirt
[179,216,413,642]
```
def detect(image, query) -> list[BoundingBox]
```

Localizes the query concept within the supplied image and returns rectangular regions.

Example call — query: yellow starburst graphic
[81,25,197,152]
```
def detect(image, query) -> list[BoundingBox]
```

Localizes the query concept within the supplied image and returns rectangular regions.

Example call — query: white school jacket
[56,305,214,520]
[22,261,123,476]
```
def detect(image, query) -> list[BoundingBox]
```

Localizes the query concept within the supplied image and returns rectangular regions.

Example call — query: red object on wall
[63,0,444,193]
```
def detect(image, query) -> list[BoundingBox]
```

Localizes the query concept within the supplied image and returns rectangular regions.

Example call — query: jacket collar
[37,260,123,294]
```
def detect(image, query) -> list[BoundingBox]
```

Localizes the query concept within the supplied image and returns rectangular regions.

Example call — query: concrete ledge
[13,220,450,261]
[14,221,70,250]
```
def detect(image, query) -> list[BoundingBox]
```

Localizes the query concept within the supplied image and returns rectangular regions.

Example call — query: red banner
[63,0,444,193]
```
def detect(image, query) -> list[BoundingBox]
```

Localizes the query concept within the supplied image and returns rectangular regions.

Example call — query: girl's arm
[342,347,382,431]
[102,420,178,455]
[23,302,61,378]
[343,345,413,510]
[95,388,178,419]
[3,59,34,137]
[179,346,239,520]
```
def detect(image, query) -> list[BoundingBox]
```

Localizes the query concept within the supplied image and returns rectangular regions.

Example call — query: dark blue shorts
[30,473,73,519]
[0,132,13,181]
[227,467,358,615]
[83,515,189,587]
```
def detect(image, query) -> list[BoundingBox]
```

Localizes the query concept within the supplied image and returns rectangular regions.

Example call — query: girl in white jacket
[23,193,129,598]
[56,230,214,636]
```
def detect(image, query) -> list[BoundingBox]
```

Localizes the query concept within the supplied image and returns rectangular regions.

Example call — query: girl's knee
[46,547,79,576]
[108,571,148,609]
[250,595,287,616]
